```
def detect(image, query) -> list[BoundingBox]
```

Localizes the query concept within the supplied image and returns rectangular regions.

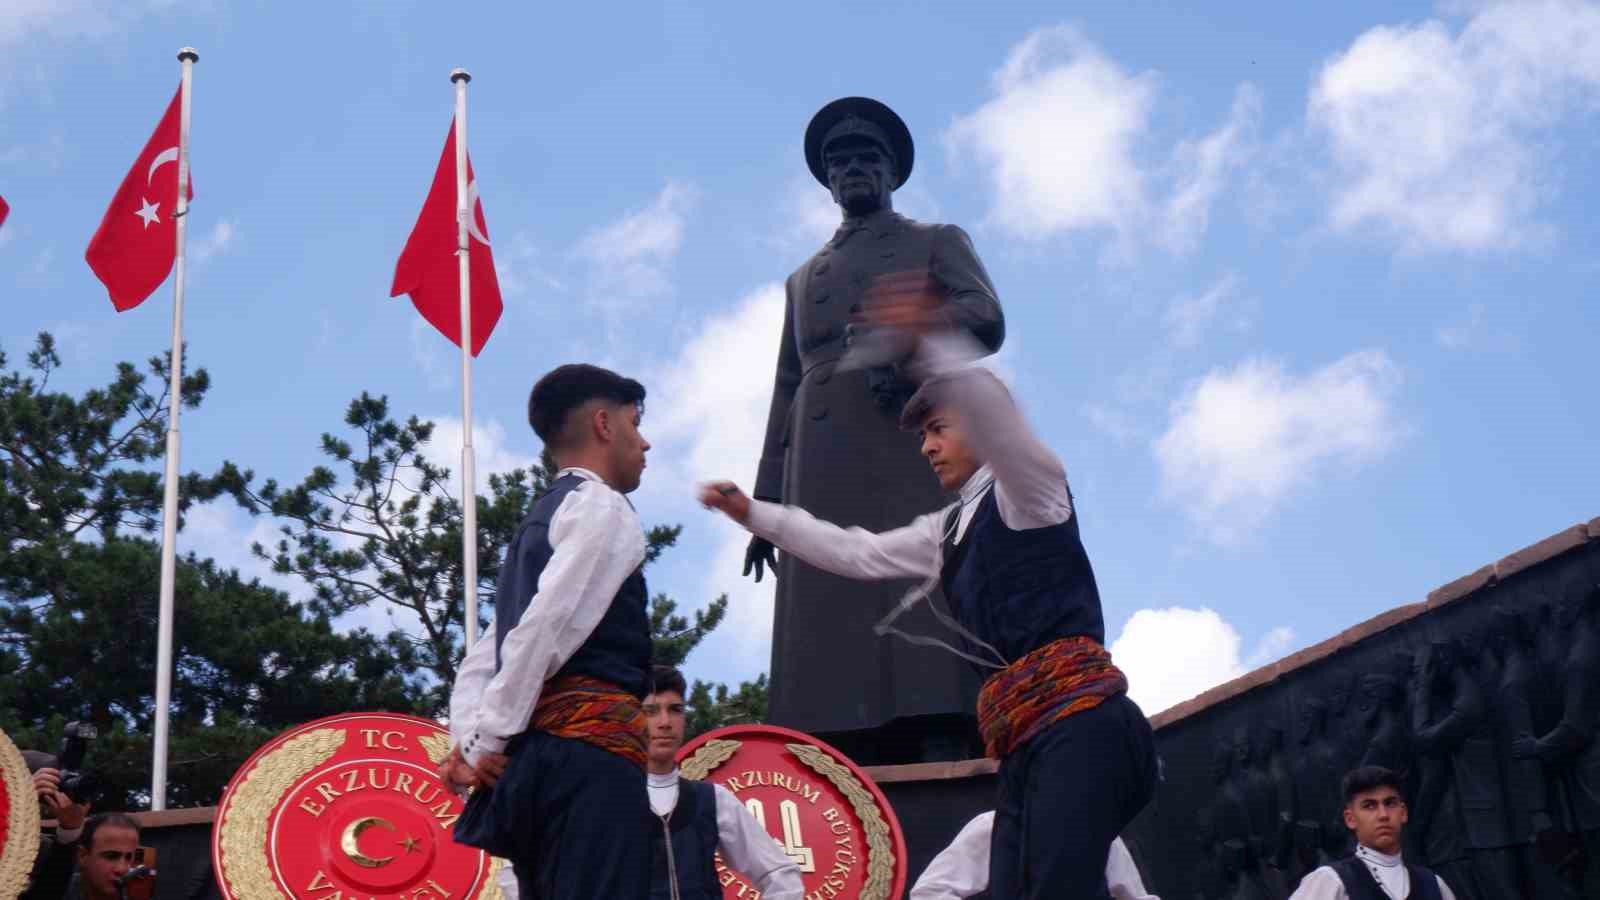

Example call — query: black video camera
[56,721,99,805]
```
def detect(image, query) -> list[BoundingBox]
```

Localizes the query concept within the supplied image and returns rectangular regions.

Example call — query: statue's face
[824,135,896,216]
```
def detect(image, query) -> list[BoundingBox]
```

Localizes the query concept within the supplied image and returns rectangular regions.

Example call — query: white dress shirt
[1289,845,1458,900]
[648,768,805,900]
[744,332,1073,585]
[909,811,1160,899]
[447,467,647,767]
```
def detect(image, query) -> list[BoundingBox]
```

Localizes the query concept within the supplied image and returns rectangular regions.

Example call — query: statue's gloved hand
[744,536,778,583]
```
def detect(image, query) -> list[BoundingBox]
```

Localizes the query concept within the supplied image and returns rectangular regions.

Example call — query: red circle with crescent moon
[211,712,500,900]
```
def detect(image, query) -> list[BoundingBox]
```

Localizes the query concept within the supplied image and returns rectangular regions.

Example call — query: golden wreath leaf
[786,743,897,900]
[474,857,504,900]
[217,727,346,900]
[679,739,742,781]
[0,727,42,900]
[417,733,452,767]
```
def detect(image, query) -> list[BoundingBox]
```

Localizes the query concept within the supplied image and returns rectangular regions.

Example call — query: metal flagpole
[151,46,197,811]
[451,69,480,650]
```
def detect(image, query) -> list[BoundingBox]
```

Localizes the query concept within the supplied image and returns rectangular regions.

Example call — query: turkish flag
[391,121,503,357]
[0,194,9,229]
[85,85,193,312]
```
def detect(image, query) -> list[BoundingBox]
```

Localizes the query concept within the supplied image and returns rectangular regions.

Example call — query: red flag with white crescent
[391,120,503,357]
[0,194,9,230]
[85,84,194,312]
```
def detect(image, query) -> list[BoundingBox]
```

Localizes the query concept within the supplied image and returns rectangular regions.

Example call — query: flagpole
[451,68,480,650]
[151,46,197,812]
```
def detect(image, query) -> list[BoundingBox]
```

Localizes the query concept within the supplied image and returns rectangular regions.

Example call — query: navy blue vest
[649,778,722,900]
[1330,855,1444,900]
[939,484,1104,665]
[493,473,651,700]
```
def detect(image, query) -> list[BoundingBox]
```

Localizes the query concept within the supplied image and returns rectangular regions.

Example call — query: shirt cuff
[55,825,84,845]
[745,499,786,542]
[462,732,508,768]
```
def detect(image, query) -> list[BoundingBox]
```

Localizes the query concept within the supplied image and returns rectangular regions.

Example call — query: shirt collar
[647,767,681,788]
[958,464,996,505]
[1356,844,1403,868]
[556,466,604,483]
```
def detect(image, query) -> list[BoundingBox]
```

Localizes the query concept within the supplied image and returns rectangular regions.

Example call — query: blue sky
[3,0,1598,714]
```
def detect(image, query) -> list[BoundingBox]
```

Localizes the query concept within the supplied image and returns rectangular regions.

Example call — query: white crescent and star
[133,146,181,230]
[467,179,491,246]
[134,199,161,228]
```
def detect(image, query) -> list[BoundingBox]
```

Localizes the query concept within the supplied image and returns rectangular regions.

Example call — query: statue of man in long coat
[745,97,1006,763]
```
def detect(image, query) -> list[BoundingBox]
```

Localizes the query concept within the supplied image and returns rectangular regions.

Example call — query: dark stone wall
[1125,533,1600,900]
[137,821,220,900]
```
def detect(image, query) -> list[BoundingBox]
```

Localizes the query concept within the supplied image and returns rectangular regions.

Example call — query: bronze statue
[746,97,1004,761]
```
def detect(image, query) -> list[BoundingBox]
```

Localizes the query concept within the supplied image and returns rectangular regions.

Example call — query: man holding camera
[22,750,90,900]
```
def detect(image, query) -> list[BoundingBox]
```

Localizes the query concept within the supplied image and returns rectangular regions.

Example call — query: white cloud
[1308,1,1600,252]
[493,233,566,299]
[1163,85,1261,253]
[642,283,787,669]
[945,25,1259,257]
[417,415,540,500]
[182,501,301,598]
[778,180,844,252]
[1111,606,1295,714]
[1154,350,1404,543]
[1083,402,1140,446]
[650,283,786,484]
[0,0,119,45]
[575,180,697,311]
[190,220,236,263]
[1162,273,1243,348]
[946,25,1156,246]
[410,318,452,391]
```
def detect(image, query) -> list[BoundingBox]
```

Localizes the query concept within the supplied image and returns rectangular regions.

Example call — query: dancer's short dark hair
[648,665,687,699]
[1341,766,1404,804]
[527,364,646,449]
[82,812,141,849]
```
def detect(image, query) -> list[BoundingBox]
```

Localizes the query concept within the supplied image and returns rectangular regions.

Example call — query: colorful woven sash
[976,636,1127,759]
[531,674,647,769]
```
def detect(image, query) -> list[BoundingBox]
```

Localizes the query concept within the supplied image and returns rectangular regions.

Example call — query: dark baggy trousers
[988,693,1158,899]
[455,730,650,900]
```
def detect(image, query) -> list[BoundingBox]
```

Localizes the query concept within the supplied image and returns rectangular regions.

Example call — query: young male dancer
[700,281,1157,899]
[642,666,804,900]
[1289,767,1458,900]
[443,363,655,899]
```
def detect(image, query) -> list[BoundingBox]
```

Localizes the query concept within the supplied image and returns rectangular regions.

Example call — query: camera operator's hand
[33,767,90,831]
